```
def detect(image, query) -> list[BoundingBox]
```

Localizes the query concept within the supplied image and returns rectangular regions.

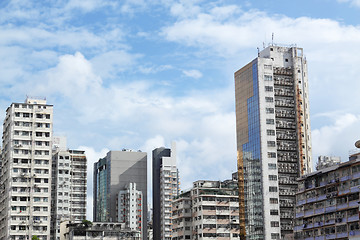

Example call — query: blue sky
[1,0,360,219]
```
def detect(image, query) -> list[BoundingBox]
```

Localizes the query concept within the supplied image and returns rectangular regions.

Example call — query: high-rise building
[152,143,179,240]
[93,150,147,239]
[0,97,53,240]
[172,179,240,240]
[234,45,312,239]
[50,137,87,240]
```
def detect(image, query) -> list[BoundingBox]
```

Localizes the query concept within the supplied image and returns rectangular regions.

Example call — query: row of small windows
[12,196,48,202]
[12,187,48,192]
[14,122,50,128]
[13,159,49,165]
[14,112,50,119]
[14,104,47,109]
[11,206,48,211]
[14,149,50,155]
[14,131,50,137]
[11,216,47,221]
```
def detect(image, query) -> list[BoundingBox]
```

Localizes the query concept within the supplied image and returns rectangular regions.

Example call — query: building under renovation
[235,45,312,239]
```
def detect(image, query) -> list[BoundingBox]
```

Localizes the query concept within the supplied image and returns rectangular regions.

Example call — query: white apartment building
[235,45,312,239]
[118,182,143,233]
[152,143,179,240]
[0,97,53,240]
[172,179,240,240]
[51,138,87,240]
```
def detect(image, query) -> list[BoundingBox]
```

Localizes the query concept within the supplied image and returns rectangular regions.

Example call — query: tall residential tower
[152,143,179,240]
[234,45,312,239]
[50,137,87,240]
[0,98,53,240]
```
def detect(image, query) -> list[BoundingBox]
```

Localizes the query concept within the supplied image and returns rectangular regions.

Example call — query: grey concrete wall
[107,151,147,240]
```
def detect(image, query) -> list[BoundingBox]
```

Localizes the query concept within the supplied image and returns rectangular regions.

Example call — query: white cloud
[161,6,360,56]
[182,69,203,79]
[312,113,360,167]
[337,0,360,7]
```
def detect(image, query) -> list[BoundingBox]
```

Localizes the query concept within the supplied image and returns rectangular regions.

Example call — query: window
[268,152,276,158]
[265,86,273,92]
[271,233,280,239]
[270,198,278,204]
[266,119,274,125]
[264,75,273,81]
[23,113,29,118]
[264,65,272,70]
[270,210,279,215]
[268,163,277,169]
[267,130,275,136]
[267,141,276,147]
[269,187,278,192]
[269,175,277,181]
[265,97,273,102]
[271,221,279,227]
[266,108,274,114]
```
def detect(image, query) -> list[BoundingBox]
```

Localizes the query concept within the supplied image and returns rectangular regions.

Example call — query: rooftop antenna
[257,47,260,57]
[272,33,274,46]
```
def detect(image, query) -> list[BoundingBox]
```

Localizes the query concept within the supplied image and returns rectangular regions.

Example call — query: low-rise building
[60,221,141,240]
[172,179,240,239]
[294,152,360,239]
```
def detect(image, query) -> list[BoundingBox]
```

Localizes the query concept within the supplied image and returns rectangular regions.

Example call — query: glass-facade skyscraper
[235,45,312,240]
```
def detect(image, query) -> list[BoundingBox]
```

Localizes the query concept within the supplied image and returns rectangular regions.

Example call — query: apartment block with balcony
[50,140,87,240]
[0,98,53,240]
[294,152,360,240]
[153,143,179,240]
[172,179,240,240]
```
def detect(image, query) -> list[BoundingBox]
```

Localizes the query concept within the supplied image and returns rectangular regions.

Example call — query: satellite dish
[355,140,360,149]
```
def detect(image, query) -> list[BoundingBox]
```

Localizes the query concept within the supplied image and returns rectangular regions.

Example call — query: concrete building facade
[234,45,312,239]
[294,152,360,239]
[50,140,87,240]
[152,143,179,240]
[0,98,53,240]
[172,179,240,239]
[118,182,143,233]
[93,150,147,239]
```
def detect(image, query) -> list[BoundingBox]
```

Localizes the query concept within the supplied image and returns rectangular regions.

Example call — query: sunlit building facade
[235,45,312,239]
[0,98,53,240]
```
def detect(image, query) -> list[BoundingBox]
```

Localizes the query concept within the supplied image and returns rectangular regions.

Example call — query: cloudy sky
[1,0,360,219]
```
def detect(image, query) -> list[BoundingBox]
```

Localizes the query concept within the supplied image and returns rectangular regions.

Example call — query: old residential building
[172,179,240,239]
[294,152,360,239]
[50,138,87,240]
[0,98,53,240]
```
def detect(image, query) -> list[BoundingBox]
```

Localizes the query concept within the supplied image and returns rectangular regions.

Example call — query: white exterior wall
[0,98,53,240]
[257,57,281,240]
[51,148,87,240]
[160,142,179,240]
[118,183,143,237]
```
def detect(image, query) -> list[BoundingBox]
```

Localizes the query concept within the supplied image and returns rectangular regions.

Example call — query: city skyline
[0,0,360,221]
